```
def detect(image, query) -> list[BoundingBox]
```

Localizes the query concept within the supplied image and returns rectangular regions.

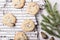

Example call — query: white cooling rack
[0,0,44,40]
[0,0,37,40]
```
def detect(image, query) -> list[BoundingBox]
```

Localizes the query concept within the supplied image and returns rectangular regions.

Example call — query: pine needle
[41,0,60,38]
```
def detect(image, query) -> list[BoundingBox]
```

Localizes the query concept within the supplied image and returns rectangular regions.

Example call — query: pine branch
[41,0,60,38]
[41,23,60,38]
[45,0,56,20]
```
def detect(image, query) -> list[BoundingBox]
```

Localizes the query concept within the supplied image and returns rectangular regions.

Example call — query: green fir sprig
[41,0,60,38]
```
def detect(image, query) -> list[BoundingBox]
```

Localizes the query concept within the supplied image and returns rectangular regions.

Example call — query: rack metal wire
[0,0,40,40]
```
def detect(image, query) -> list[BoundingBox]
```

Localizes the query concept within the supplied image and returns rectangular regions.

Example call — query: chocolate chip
[9,39,13,40]
[14,4,17,6]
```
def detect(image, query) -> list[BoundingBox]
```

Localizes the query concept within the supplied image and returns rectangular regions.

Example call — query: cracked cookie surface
[2,13,16,27]
[12,0,25,9]
[26,2,39,15]
[14,32,28,40]
[21,19,35,32]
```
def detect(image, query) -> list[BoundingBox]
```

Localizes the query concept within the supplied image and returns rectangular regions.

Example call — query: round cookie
[2,13,16,27]
[14,32,28,40]
[26,2,39,15]
[12,0,25,9]
[21,19,35,32]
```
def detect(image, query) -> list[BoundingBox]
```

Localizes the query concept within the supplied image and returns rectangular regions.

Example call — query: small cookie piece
[14,32,28,40]
[26,2,39,15]
[12,0,25,9]
[2,13,16,27]
[21,19,35,32]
